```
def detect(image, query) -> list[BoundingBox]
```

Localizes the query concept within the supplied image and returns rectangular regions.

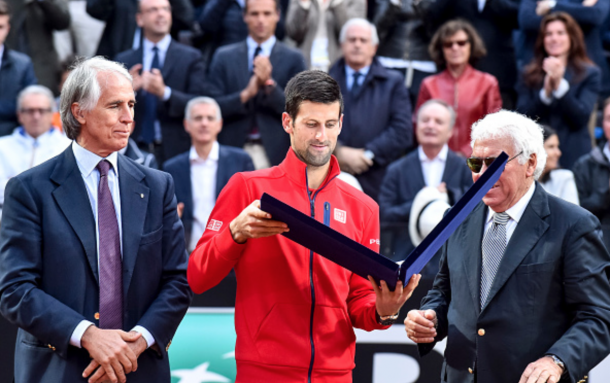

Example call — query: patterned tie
[97,160,123,329]
[351,72,362,96]
[480,211,509,309]
[141,46,160,144]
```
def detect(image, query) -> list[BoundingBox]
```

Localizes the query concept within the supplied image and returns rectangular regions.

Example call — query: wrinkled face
[137,0,172,38]
[282,101,342,168]
[471,137,536,213]
[244,0,279,43]
[341,24,377,69]
[603,103,610,142]
[0,15,9,46]
[443,30,471,67]
[416,103,453,149]
[17,93,54,138]
[75,72,135,157]
[544,20,570,58]
[543,134,561,171]
[184,103,222,145]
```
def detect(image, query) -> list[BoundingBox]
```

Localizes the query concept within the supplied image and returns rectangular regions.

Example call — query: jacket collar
[279,148,341,191]
[590,145,610,167]
[441,63,474,81]
[332,57,389,81]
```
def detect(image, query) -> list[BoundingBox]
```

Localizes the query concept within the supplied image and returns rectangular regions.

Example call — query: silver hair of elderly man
[185,96,223,122]
[417,99,457,130]
[470,109,547,180]
[339,17,379,46]
[17,85,56,112]
[59,56,133,140]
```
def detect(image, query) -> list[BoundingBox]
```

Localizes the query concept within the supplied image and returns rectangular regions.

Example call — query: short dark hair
[429,19,487,69]
[285,70,343,120]
[541,124,557,142]
[243,0,280,13]
[0,0,10,16]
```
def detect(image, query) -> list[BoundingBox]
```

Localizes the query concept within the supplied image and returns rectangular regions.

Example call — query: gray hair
[339,18,379,46]
[417,99,456,129]
[470,109,547,180]
[17,85,55,112]
[60,56,132,140]
[185,96,222,121]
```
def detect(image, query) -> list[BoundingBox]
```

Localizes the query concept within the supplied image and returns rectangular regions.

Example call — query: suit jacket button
[468,368,473,374]
[94,312,100,320]
[478,328,485,336]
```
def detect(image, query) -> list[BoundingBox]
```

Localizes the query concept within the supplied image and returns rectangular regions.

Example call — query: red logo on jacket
[334,208,346,224]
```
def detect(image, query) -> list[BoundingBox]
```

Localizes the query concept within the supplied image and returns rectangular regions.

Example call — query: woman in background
[539,124,580,205]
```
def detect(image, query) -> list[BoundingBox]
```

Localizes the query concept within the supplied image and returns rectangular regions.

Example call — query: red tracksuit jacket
[188,148,388,382]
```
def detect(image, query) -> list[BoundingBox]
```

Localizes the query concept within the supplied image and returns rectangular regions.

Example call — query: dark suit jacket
[206,40,306,166]
[418,184,610,383]
[0,147,192,382]
[378,148,472,264]
[163,144,254,247]
[516,64,600,169]
[115,39,206,161]
[329,57,413,201]
[0,49,37,137]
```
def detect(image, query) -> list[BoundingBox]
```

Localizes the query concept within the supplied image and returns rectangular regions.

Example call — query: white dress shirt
[189,142,219,252]
[418,144,448,188]
[247,35,276,72]
[142,35,172,142]
[539,78,570,105]
[484,182,536,243]
[0,44,4,69]
[478,0,486,12]
[70,142,155,349]
[345,64,370,91]
[604,142,610,163]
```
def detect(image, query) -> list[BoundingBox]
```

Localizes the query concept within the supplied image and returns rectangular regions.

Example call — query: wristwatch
[549,355,565,373]
[376,311,399,326]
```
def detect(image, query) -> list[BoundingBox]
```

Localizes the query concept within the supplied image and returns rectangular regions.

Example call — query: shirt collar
[16,126,57,143]
[0,44,4,67]
[418,144,448,162]
[604,142,610,163]
[72,141,119,178]
[246,35,276,56]
[143,34,171,54]
[486,182,536,225]
[189,141,219,162]
[345,64,370,79]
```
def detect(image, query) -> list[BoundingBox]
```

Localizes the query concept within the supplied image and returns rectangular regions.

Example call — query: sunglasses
[443,39,469,49]
[467,151,524,173]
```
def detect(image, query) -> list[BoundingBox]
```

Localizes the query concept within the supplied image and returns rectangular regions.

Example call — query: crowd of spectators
[1,0,610,260]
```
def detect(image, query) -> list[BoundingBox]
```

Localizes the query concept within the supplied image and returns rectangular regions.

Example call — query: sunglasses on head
[467,151,524,173]
[443,39,469,49]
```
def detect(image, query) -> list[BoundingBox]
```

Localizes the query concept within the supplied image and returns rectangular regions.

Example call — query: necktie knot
[493,212,509,226]
[353,71,361,82]
[96,160,111,177]
[152,46,159,53]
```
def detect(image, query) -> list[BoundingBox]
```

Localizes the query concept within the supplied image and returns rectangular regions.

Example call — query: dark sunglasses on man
[467,151,524,173]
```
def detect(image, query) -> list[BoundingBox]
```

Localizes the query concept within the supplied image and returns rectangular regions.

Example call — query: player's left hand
[518,356,564,383]
[368,274,421,318]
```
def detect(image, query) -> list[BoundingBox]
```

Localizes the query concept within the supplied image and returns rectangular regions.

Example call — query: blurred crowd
[1,0,610,269]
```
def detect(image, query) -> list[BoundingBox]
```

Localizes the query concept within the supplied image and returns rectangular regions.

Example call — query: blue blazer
[0,147,192,382]
[378,148,472,266]
[115,39,206,161]
[205,40,306,166]
[418,184,610,383]
[163,144,254,247]
[0,48,37,136]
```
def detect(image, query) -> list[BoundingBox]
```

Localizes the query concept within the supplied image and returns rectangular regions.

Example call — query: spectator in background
[206,0,306,169]
[0,1,37,137]
[519,0,610,98]
[286,0,365,71]
[87,0,194,59]
[0,85,71,213]
[424,0,520,109]
[53,0,105,61]
[115,0,205,166]
[164,97,254,252]
[516,12,600,169]
[374,0,437,108]
[416,19,502,157]
[379,99,471,265]
[121,126,159,169]
[330,18,412,201]
[573,97,610,251]
[539,124,580,204]
[4,0,69,96]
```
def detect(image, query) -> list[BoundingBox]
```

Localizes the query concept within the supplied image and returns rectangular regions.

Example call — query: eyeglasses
[443,39,470,49]
[140,5,171,14]
[467,151,524,173]
[19,108,52,116]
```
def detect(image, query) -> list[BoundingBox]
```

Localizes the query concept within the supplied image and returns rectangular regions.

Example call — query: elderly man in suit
[405,109,610,383]
[114,0,205,166]
[0,56,192,383]
[206,0,306,169]
[379,99,472,266]
[164,97,254,253]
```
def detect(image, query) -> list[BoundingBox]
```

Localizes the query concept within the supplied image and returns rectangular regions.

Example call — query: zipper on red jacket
[305,169,337,383]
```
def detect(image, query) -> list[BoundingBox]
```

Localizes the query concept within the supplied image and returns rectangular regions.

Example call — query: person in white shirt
[538,124,579,205]
[0,85,71,213]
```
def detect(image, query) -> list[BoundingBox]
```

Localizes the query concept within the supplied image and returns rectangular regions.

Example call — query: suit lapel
[481,184,550,313]
[215,145,228,198]
[161,40,177,79]
[118,155,149,297]
[462,202,486,315]
[441,151,459,185]
[238,41,251,88]
[51,148,99,282]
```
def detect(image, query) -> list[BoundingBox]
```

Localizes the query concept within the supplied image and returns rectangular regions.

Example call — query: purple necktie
[97,160,123,329]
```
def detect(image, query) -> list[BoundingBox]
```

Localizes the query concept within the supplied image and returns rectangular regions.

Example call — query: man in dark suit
[405,110,610,383]
[0,57,192,382]
[114,0,205,165]
[329,18,413,201]
[379,99,472,265]
[0,2,37,137]
[164,97,254,252]
[206,0,306,168]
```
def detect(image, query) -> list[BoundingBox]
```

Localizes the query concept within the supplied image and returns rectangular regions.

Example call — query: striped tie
[480,211,509,309]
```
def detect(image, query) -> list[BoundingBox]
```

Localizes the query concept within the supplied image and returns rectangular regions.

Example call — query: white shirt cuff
[132,325,156,348]
[163,86,171,101]
[553,78,570,99]
[390,0,401,6]
[70,320,94,348]
[539,88,553,105]
[299,0,311,9]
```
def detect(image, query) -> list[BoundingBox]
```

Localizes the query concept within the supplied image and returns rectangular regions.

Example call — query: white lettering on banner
[334,208,346,224]
[206,219,223,232]
[373,353,420,383]
[370,239,380,245]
